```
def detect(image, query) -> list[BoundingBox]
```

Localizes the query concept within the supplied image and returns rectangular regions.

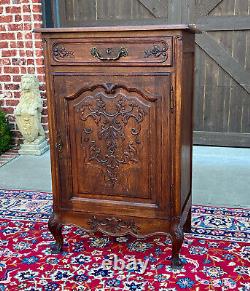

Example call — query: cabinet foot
[171,257,183,269]
[183,207,192,233]
[48,213,63,254]
[170,222,184,269]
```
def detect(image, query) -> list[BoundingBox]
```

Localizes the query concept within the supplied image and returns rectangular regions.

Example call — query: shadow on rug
[0,189,249,291]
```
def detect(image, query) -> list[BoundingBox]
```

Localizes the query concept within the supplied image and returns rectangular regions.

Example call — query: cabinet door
[53,72,172,218]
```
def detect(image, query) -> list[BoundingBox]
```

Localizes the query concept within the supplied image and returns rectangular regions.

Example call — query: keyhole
[106,48,112,54]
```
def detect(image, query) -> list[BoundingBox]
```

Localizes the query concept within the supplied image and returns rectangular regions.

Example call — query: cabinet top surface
[35,24,198,34]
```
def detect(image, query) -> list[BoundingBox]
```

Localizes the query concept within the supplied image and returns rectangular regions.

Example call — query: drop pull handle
[90,47,128,61]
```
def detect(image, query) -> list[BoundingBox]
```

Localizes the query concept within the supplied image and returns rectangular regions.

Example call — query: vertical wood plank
[97,0,153,20]
[241,89,250,133]
[76,0,96,22]
[225,0,235,133]
[167,0,174,24]
[201,0,224,16]
[234,1,249,133]
[194,47,205,131]
[168,0,182,24]
[137,0,168,18]
[217,30,231,132]
[245,31,250,71]
[203,55,218,131]
[41,0,54,28]
[186,0,197,23]
[181,0,189,23]
[211,0,235,16]
[241,0,250,133]
[210,36,224,132]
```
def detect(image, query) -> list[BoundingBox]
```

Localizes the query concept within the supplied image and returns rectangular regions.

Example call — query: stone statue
[15,74,49,155]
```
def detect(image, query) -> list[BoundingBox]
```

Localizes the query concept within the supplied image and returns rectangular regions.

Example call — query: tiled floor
[0,146,249,208]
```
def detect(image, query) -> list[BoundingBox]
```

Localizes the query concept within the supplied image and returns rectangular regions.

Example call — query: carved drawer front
[51,37,173,66]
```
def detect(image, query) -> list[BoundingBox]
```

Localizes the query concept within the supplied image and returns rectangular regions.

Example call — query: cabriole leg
[170,222,184,269]
[48,213,63,254]
[183,207,192,233]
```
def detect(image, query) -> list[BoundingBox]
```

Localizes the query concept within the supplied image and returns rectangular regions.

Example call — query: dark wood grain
[40,26,195,269]
[50,37,173,66]
[35,24,196,33]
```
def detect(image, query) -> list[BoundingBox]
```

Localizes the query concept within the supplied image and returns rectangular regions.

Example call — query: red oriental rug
[0,189,249,291]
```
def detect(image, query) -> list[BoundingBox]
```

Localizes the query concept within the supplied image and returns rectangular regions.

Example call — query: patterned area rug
[0,189,249,291]
[0,149,19,167]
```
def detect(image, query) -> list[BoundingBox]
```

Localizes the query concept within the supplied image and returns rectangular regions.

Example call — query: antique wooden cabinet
[37,25,195,268]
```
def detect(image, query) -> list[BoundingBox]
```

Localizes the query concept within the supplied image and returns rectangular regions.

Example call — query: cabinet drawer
[51,37,173,66]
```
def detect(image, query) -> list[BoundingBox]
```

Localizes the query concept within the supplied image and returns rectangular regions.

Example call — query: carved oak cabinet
[38,25,195,268]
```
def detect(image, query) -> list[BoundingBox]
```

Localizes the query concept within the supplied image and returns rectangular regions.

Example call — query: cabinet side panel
[42,37,61,210]
[180,33,195,211]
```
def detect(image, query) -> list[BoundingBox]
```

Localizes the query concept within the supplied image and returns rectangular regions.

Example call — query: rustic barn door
[190,0,250,147]
[42,0,250,147]
[42,0,189,27]
[49,0,173,27]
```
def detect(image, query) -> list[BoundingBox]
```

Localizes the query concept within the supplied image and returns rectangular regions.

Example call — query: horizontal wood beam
[196,33,250,94]
[197,16,250,31]
[193,131,250,147]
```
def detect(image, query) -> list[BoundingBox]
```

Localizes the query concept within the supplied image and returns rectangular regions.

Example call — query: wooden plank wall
[42,0,250,147]
[190,0,250,147]
[57,0,169,27]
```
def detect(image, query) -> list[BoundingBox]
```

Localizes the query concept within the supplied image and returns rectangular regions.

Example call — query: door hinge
[170,85,175,113]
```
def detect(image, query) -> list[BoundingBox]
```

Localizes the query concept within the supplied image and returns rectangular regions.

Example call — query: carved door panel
[53,73,172,218]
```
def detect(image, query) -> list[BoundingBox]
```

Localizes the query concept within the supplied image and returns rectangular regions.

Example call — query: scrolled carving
[88,216,140,235]
[175,35,183,41]
[144,42,169,62]
[75,83,147,187]
[53,44,74,59]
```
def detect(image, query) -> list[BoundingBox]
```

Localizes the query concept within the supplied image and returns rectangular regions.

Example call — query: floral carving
[53,45,74,59]
[144,42,168,62]
[75,85,146,187]
[88,216,139,235]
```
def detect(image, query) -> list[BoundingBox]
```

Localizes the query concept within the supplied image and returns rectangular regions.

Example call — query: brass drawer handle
[90,47,128,61]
